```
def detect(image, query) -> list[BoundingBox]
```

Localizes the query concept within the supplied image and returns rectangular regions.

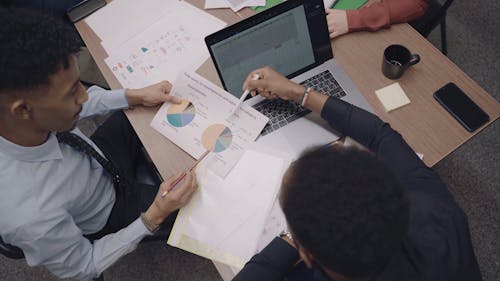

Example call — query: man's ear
[10,99,33,120]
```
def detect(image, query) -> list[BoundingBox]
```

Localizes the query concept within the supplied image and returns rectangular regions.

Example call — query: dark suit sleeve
[233,237,299,281]
[321,97,482,280]
[321,97,430,180]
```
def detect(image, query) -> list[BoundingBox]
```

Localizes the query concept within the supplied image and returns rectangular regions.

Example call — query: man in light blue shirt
[0,8,197,280]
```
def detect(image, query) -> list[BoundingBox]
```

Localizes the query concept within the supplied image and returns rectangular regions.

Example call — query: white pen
[230,74,260,116]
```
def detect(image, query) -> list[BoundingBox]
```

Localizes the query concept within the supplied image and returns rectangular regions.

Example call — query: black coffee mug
[382,44,420,79]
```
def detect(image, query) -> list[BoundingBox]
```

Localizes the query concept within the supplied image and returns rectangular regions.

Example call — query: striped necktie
[56,131,127,189]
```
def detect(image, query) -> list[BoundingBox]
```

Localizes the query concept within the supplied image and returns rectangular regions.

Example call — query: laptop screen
[206,0,331,98]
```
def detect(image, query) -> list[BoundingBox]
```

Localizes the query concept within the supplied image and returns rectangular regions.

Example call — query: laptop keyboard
[255,70,347,136]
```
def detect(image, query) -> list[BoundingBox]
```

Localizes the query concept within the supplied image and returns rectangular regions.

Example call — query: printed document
[103,2,226,88]
[150,71,268,177]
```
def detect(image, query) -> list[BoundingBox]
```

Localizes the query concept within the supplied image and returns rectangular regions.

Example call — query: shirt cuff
[346,9,364,32]
[119,218,152,241]
[88,86,129,109]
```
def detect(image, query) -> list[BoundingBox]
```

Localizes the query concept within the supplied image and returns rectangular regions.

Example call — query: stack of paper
[168,146,290,268]
[205,0,266,12]
[85,0,226,88]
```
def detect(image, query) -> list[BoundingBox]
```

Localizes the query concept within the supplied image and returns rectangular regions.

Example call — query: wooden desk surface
[76,1,499,278]
[76,1,500,170]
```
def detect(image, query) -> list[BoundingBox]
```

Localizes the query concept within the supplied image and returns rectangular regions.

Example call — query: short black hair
[0,8,82,92]
[281,145,409,278]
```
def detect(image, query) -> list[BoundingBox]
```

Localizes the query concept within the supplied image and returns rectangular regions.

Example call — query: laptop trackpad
[257,113,339,159]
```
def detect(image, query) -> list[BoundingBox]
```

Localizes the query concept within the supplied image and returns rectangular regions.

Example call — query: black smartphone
[66,0,106,23]
[433,83,489,132]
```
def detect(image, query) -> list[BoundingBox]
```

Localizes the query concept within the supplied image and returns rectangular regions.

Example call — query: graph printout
[150,71,269,177]
[104,1,226,88]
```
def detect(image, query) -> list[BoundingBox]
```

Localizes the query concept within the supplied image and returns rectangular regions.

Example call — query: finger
[170,171,193,201]
[165,94,181,104]
[242,70,262,91]
[159,80,172,92]
[191,171,198,188]
[174,171,193,192]
[181,172,198,201]
[165,172,185,187]
[247,79,268,93]
[158,181,170,196]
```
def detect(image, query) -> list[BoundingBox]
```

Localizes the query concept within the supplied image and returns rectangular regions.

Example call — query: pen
[160,149,211,198]
[230,73,260,116]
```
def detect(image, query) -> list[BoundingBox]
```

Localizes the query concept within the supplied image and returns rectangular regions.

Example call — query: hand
[125,81,181,107]
[326,9,348,39]
[145,171,198,225]
[242,66,304,103]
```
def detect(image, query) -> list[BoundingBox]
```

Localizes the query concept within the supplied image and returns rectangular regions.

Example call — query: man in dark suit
[233,67,482,281]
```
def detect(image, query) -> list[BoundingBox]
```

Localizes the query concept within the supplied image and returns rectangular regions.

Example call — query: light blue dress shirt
[0,86,151,280]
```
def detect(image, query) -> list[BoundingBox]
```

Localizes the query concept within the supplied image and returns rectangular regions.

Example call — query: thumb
[165,95,181,104]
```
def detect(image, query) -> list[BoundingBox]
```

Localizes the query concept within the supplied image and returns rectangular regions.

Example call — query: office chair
[410,0,455,55]
[0,236,24,259]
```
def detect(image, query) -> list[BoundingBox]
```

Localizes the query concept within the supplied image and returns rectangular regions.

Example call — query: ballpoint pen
[160,149,211,198]
[229,73,260,116]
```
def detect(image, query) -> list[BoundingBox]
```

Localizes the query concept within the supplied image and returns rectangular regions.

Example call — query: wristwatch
[140,212,160,233]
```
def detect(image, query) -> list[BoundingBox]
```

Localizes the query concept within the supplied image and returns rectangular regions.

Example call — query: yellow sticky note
[375,83,411,112]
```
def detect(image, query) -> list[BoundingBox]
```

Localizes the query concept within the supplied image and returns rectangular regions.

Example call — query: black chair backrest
[410,0,455,36]
[0,235,24,259]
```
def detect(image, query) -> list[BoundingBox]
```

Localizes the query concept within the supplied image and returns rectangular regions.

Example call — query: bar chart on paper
[167,99,196,127]
[202,124,233,153]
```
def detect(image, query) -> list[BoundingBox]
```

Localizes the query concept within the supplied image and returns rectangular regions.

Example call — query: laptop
[205,0,373,157]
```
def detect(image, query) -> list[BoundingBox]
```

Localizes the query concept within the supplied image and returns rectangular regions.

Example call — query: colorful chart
[166,99,196,127]
[201,124,233,153]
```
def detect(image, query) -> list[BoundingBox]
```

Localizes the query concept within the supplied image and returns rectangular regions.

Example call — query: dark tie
[56,131,128,189]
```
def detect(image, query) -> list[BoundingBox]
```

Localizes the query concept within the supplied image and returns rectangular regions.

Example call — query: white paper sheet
[104,4,226,88]
[150,71,269,177]
[205,0,265,12]
[168,147,291,268]
[85,0,183,53]
[255,198,287,252]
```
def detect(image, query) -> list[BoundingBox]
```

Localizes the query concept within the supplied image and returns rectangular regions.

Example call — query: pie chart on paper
[166,99,196,127]
[201,124,233,153]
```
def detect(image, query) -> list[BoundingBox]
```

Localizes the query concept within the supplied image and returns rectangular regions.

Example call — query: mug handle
[409,54,420,65]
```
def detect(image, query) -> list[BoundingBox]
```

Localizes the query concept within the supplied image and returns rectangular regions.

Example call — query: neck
[0,117,49,147]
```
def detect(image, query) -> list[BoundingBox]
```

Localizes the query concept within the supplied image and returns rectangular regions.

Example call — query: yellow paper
[375,83,411,112]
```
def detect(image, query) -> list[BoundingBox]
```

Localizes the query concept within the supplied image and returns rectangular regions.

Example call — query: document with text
[98,1,226,88]
[150,71,268,177]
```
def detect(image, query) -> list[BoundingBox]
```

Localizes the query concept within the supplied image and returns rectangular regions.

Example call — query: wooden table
[75,0,499,279]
